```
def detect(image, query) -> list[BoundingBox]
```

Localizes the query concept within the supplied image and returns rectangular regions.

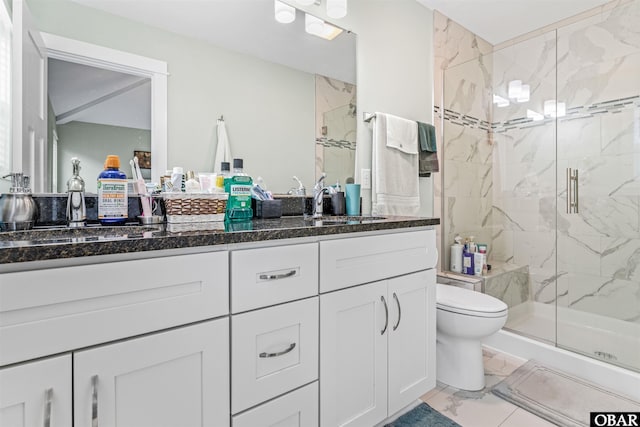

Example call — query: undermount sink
[0,224,162,246]
[304,215,387,224]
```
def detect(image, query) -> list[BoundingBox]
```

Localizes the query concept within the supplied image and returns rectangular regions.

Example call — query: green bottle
[224,158,253,221]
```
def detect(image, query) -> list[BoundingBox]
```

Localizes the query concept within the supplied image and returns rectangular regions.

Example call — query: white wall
[56,121,151,193]
[292,0,435,215]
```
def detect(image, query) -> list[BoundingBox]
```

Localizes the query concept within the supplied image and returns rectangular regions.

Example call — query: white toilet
[436,283,508,391]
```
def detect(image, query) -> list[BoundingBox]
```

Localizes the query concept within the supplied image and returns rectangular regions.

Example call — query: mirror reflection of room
[48,59,151,193]
[10,0,357,195]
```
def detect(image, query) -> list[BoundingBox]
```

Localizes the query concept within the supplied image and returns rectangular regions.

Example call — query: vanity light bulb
[516,84,530,103]
[544,99,556,117]
[508,79,522,99]
[326,0,347,18]
[305,13,325,36]
[274,0,296,24]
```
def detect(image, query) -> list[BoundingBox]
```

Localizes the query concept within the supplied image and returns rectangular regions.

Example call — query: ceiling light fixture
[326,0,347,19]
[274,0,296,23]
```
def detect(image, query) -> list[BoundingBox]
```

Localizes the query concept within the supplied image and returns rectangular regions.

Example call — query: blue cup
[345,184,361,216]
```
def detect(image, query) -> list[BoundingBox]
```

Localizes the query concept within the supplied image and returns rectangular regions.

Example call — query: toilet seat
[436,283,508,318]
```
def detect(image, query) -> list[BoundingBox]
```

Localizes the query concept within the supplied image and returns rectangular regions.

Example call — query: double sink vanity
[0,215,439,427]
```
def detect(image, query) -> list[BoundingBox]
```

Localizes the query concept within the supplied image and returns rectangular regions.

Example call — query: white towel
[213,119,232,173]
[371,113,420,216]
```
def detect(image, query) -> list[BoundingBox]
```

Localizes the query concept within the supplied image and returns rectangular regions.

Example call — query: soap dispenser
[0,173,38,231]
[66,157,86,227]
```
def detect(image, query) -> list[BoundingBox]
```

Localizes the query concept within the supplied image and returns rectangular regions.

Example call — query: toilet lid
[436,283,508,316]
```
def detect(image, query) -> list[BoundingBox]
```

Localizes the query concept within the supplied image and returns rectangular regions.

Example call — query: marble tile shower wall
[439,0,640,324]
[555,0,640,323]
[489,0,640,322]
[434,11,493,271]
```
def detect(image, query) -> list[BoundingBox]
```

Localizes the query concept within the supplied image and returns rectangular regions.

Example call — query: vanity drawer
[231,297,319,414]
[0,251,229,366]
[232,382,318,427]
[319,229,436,293]
[231,243,318,313]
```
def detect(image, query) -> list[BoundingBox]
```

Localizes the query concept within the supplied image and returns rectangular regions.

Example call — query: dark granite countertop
[0,216,440,265]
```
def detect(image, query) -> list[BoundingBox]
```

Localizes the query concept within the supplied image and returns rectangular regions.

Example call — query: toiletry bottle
[468,236,477,253]
[224,158,253,221]
[171,167,184,192]
[450,235,463,273]
[184,170,201,193]
[474,252,483,276]
[97,155,128,225]
[216,162,231,191]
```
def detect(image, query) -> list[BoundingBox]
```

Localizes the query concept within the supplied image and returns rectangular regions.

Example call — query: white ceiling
[416,0,611,45]
[70,0,357,84]
[48,58,151,130]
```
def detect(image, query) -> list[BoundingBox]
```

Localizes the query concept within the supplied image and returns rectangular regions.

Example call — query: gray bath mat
[384,402,461,427]
[492,360,640,427]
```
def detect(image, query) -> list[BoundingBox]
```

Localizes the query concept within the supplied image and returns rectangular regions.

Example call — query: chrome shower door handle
[567,168,579,214]
[392,292,401,331]
[574,169,579,213]
[91,375,99,427]
[381,296,389,335]
[43,388,53,427]
[566,168,572,214]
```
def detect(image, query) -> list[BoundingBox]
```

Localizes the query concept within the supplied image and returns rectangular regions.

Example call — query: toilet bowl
[436,283,508,391]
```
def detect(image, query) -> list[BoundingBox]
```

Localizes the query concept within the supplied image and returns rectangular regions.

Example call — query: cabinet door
[74,319,229,427]
[320,281,387,427]
[232,297,318,413]
[387,270,436,415]
[0,354,72,427]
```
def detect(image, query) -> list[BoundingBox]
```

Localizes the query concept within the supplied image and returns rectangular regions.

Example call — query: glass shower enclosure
[442,0,640,372]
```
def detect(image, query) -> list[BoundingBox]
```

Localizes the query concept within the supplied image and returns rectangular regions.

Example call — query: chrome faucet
[289,176,306,196]
[66,157,86,228]
[313,173,330,218]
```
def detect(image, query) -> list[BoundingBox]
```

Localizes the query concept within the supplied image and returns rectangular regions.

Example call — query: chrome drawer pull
[259,342,296,358]
[43,388,53,427]
[91,375,99,427]
[392,292,401,331]
[381,296,389,335]
[259,270,297,280]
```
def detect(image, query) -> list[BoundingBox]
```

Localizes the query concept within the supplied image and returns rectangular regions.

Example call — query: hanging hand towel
[417,121,439,177]
[371,113,420,216]
[213,118,232,173]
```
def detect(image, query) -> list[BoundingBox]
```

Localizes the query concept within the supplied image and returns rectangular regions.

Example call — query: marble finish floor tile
[421,347,551,427]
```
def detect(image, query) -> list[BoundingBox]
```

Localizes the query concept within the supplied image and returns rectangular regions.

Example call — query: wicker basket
[162,192,228,223]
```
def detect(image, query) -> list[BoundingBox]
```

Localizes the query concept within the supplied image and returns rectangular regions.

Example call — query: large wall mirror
[12,0,357,194]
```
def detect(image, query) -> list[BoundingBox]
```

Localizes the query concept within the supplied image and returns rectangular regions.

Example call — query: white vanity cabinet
[230,243,320,426]
[319,230,437,427]
[74,319,229,427]
[0,355,72,427]
[0,250,231,427]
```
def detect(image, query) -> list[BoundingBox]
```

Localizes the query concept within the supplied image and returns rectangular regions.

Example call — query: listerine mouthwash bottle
[224,158,253,221]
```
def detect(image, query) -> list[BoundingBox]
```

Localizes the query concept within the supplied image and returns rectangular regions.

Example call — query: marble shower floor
[420,348,556,427]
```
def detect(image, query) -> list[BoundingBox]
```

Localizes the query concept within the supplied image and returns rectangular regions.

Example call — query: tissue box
[252,199,282,219]
[162,192,228,223]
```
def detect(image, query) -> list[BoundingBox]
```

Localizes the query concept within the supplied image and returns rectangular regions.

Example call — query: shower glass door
[555,1,640,372]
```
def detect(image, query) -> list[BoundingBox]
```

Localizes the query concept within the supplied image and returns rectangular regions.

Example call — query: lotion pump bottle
[450,235,463,273]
